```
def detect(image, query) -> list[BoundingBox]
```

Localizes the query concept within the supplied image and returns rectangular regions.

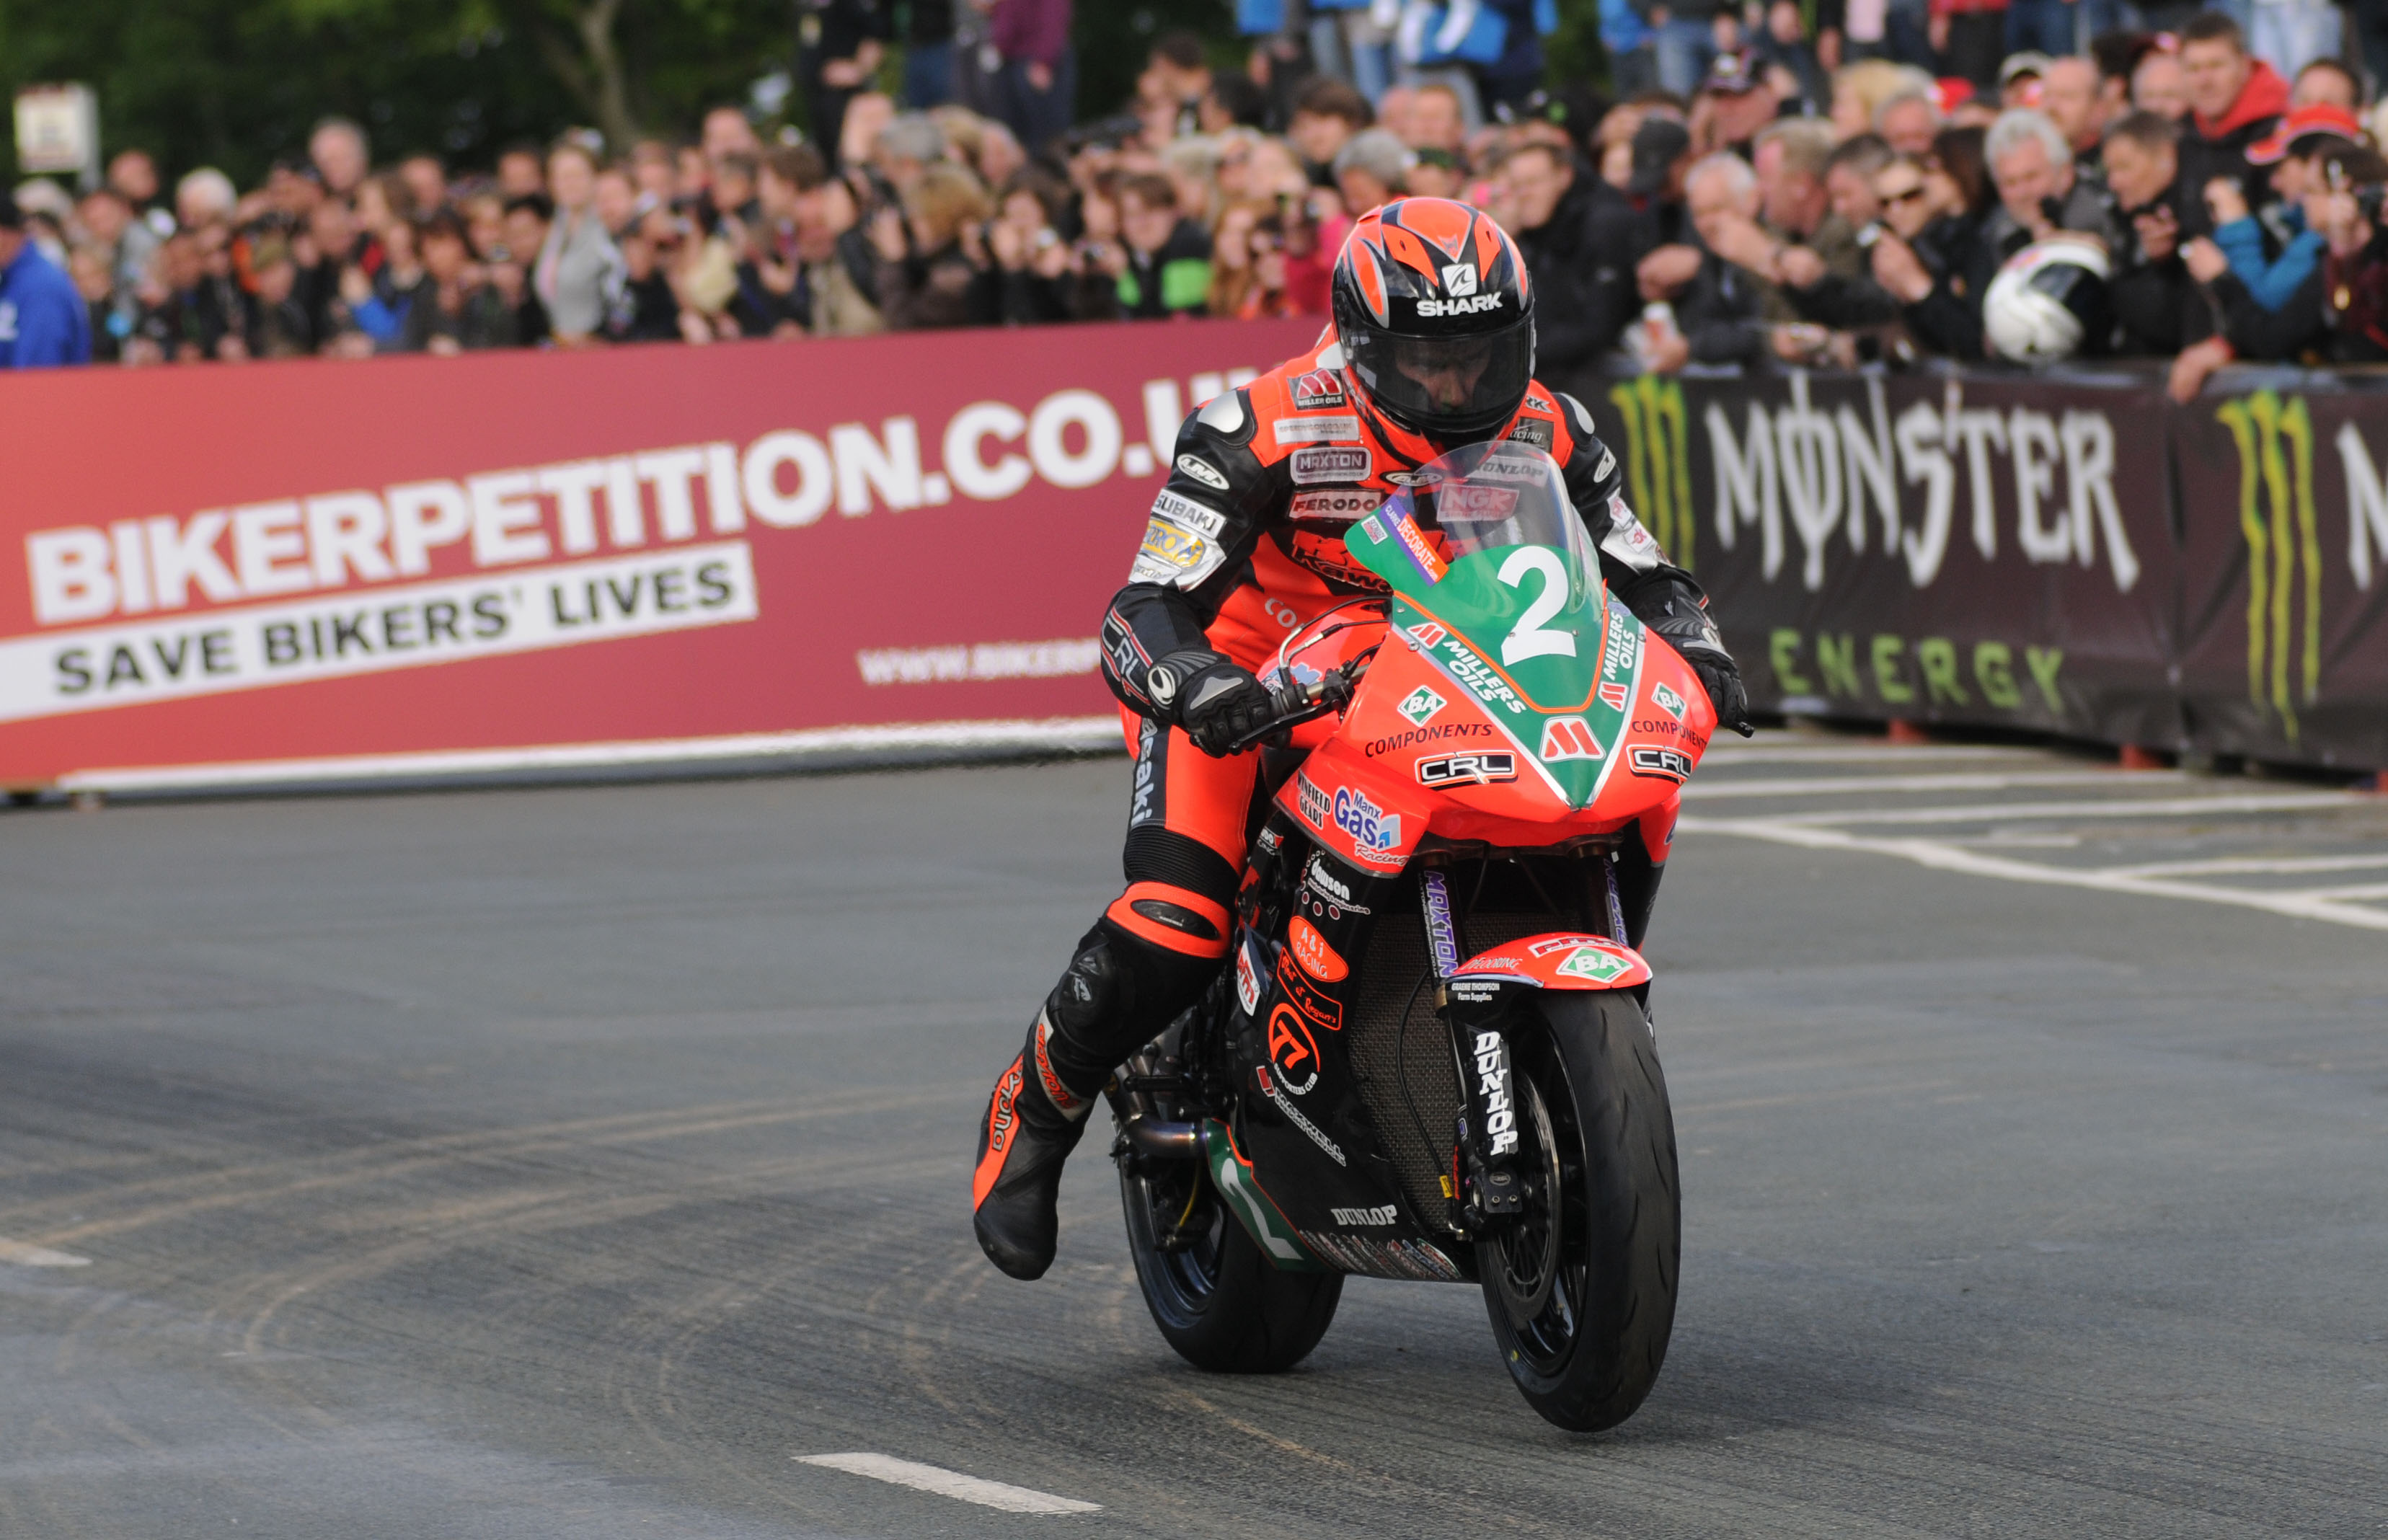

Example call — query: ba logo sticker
[1541,717,1603,761]
[1652,681,1686,718]
[1556,947,1632,984]
[1397,685,1446,727]
[1441,263,1477,297]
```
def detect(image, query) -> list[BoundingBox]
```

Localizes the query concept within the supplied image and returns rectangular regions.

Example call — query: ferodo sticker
[1629,745,1693,782]
[1288,487,1384,521]
[1288,915,1348,982]
[1291,446,1371,484]
[1128,515,1223,586]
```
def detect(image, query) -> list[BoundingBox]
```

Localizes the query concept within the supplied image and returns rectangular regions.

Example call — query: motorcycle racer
[973,196,1748,1281]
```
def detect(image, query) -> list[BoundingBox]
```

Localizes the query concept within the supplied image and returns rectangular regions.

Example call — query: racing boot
[973,928,1187,1279]
[970,1007,1097,1280]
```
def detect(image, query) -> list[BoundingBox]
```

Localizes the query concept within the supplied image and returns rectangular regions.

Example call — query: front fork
[1421,868,1526,1229]
[1423,856,1631,1232]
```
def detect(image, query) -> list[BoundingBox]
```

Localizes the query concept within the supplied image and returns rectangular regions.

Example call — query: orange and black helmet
[1329,196,1535,445]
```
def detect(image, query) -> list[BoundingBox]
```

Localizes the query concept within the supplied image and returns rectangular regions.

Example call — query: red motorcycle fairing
[1450,933,1653,991]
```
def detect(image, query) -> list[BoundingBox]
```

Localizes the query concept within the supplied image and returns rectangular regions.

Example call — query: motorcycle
[1105,441,1717,1431]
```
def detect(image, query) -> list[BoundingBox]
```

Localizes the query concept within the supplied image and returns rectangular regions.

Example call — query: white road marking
[0,1237,92,1267]
[795,1453,1100,1515]
[1681,769,2163,801]
[2102,853,2388,879]
[2296,882,2388,900]
[1678,817,2388,932]
[1754,791,2358,827]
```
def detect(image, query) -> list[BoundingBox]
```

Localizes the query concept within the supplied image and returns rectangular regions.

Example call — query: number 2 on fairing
[1497,546,1578,665]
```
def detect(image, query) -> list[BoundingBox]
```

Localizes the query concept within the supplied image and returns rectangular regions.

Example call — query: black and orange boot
[971,1008,1097,1280]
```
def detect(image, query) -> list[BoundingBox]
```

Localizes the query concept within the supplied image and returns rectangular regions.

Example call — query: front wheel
[1478,991,1680,1430]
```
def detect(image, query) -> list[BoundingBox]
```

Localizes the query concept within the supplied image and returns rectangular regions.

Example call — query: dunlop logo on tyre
[2215,389,2321,741]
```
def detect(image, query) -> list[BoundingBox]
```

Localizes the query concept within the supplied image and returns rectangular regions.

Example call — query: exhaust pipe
[1118,1116,1202,1159]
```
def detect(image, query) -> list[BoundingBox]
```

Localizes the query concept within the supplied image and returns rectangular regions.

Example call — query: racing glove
[1147,649,1275,757]
[1638,595,1754,738]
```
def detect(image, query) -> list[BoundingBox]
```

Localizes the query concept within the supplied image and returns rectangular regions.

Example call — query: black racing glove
[1148,649,1274,757]
[1679,642,1753,738]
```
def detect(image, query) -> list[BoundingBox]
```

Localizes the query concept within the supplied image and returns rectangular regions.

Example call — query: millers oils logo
[2216,389,2322,741]
[1606,373,1694,572]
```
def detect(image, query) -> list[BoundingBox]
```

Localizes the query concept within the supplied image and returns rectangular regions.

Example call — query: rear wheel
[1116,1040,1342,1373]
[1478,991,1679,1430]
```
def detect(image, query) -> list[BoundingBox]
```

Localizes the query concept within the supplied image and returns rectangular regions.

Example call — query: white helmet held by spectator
[1984,239,2110,366]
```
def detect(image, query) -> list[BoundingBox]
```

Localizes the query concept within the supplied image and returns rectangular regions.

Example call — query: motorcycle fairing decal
[1420,869,1460,979]
[1254,1062,1348,1166]
[1203,1120,1328,1270]
[1449,931,1653,991]
[1296,1229,1465,1283]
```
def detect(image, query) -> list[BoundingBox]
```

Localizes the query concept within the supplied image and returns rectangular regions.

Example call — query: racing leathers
[971,333,1743,1280]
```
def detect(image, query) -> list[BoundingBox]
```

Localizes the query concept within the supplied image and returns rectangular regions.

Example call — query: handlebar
[1224,656,1368,756]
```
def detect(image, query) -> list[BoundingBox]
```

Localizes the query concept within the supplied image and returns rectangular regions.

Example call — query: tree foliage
[0,0,790,186]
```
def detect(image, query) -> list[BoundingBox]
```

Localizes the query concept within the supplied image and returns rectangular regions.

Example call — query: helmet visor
[1345,314,1535,438]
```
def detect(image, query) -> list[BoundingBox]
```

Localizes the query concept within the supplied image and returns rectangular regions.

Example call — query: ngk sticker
[1541,716,1603,761]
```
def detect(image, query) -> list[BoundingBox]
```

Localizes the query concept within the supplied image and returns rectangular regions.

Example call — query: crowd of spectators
[4,1,2387,399]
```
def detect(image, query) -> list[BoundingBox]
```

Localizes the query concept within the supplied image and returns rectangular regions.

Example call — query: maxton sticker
[1289,446,1370,484]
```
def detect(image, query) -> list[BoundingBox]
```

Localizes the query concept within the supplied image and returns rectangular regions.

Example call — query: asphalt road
[3,735,2384,1539]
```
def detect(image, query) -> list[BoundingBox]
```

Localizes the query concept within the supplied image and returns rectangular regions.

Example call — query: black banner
[1559,362,2388,774]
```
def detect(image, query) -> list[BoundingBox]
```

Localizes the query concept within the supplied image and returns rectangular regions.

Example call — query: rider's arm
[1100,389,1278,733]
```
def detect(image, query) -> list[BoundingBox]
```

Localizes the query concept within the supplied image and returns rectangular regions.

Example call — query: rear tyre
[1478,990,1679,1430]
[1116,1043,1342,1373]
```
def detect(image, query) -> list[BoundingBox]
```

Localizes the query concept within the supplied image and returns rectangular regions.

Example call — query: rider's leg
[973,716,1257,1279]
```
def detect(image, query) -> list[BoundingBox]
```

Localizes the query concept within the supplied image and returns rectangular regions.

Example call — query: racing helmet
[1984,239,2111,366]
[1330,197,1536,444]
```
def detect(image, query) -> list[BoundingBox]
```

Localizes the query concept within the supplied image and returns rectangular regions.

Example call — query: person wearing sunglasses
[1865,152,1996,357]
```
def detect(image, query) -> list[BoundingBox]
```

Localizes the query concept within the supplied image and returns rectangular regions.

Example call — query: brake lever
[1222,670,1355,756]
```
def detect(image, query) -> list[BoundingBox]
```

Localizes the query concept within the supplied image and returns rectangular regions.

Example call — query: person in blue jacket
[0,191,93,368]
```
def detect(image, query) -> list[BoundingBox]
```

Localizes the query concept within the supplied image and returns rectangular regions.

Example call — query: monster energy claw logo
[2216,389,2322,742]
[1608,374,1694,572]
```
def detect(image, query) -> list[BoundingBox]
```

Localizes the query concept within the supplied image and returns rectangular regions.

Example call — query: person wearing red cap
[2189,101,2359,313]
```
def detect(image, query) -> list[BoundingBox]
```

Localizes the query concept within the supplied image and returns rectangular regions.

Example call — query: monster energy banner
[1562,363,2388,773]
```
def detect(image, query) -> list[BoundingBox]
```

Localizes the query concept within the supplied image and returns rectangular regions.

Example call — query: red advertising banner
[0,317,1324,791]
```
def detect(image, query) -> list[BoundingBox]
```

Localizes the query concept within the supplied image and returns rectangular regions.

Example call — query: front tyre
[1478,991,1680,1430]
